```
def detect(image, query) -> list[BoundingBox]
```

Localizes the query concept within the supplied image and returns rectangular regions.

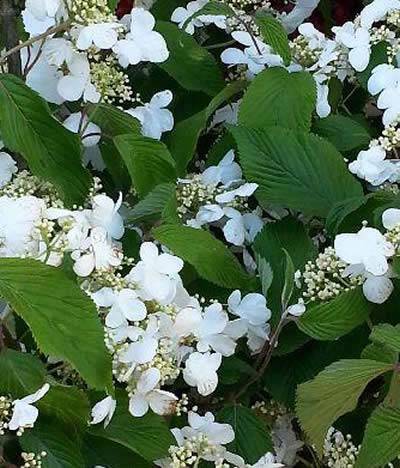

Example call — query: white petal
[137,367,161,393]
[382,208,400,230]
[129,394,149,417]
[148,390,178,415]
[363,275,394,304]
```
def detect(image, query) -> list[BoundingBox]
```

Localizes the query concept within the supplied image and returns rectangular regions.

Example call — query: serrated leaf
[114,134,177,198]
[265,327,369,407]
[38,385,90,431]
[0,258,112,392]
[168,80,246,175]
[357,405,400,468]
[155,21,225,96]
[313,114,370,152]
[231,126,363,217]
[298,288,372,341]
[370,323,400,353]
[21,419,85,468]
[253,217,315,322]
[255,14,291,65]
[89,103,141,137]
[153,224,252,289]
[128,183,176,223]
[0,74,91,206]
[0,348,45,397]
[296,359,393,453]
[88,392,174,461]
[238,68,316,131]
[361,343,398,364]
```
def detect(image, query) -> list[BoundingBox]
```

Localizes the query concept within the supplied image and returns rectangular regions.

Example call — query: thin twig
[0,20,71,65]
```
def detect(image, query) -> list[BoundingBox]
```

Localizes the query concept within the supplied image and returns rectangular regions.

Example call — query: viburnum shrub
[1,0,400,466]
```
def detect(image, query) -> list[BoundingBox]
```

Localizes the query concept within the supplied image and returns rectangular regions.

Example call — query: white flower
[215,182,258,204]
[286,302,306,317]
[92,287,147,328]
[251,453,284,468]
[90,396,116,428]
[360,0,400,29]
[333,22,371,72]
[334,227,395,276]
[280,0,320,33]
[126,90,174,140]
[89,194,125,240]
[72,227,122,277]
[76,22,121,50]
[376,84,400,126]
[21,44,64,104]
[171,0,208,34]
[228,290,271,353]
[120,316,159,367]
[127,242,183,304]
[222,208,263,247]
[201,151,242,186]
[382,208,400,229]
[113,8,169,67]
[221,32,282,76]
[63,112,101,148]
[180,411,235,445]
[183,351,222,396]
[22,0,65,36]
[129,368,177,417]
[8,384,50,432]
[57,53,100,103]
[43,38,74,67]
[0,152,17,187]
[348,146,397,186]
[362,273,394,304]
[46,209,90,250]
[368,64,400,96]
[0,195,45,257]
[190,204,225,228]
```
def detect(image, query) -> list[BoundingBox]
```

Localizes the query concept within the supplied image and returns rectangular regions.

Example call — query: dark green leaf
[153,224,252,289]
[114,134,177,198]
[0,74,91,206]
[128,183,176,223]
[239,68,316,131]
[255,14,291,65]
[217,405,273,464]
[231,126,363,217]
[0,258,113,392]
[298,288,373,341]
[370,323,400,353]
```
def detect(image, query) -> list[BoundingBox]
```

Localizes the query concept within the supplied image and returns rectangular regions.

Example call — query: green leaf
[0,258,112,392]
[218,356,257,385]
[313,114,370,152]
[0,74,91,206]
[217,405,273,464]
[361,343,398,365]
[298,288,372,341]
[281,248,295,310]
[253,217,315,322]
[255,254,273,297]
[265,327,369,407]
[83,435,152,468]
[255,14,291,65]
[21,419,85,468]
[155,21,225,96]
[128,183,177,223]
[238,68,316,131]
[357,405,400,468]
[114,134,177,198]
[370,324,400,353]
[38,386,90,431]
[169,80,246,175]
[153,224,252,289]
[88,392,174,461]
[0,348,45,397]
[89,103,141,137]
[231,126,363,217]
[296,359,393,453]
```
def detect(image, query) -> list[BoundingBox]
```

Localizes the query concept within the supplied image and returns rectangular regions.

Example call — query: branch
[0,20,71,66]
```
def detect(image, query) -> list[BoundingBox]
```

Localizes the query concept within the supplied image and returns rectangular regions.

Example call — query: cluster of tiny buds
[370,25,396,45]
[68,0,115,25]
[20,451,47,468]
[90,59,137,105]
[323,428,360,468]
[0,395,12,435]
[168,434,217,468]
[223,0,271,11]
[175,394,189,416]
[251,400,286,421]
[387,9,400,28]
[290,36,321,68]
[301,247,363,302]
[385,223,400,248]
[377,122,400,151]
